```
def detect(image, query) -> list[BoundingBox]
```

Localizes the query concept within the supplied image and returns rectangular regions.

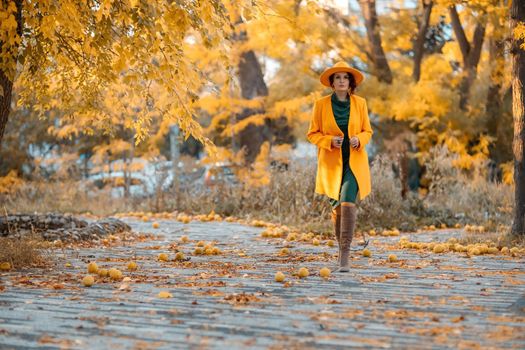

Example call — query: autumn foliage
[0,0,521,234]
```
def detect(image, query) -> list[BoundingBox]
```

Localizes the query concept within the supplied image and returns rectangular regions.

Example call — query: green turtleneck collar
[331,93,350,128]
[331,92,350,107]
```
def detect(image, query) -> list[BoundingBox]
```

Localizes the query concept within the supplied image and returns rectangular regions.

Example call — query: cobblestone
[0,218,524,349]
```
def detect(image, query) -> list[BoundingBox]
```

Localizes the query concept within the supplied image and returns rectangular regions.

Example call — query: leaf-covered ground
[1,215,524,349]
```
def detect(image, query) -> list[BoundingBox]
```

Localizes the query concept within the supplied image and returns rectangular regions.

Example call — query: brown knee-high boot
[336,202,357,272]
[330,206,341,263]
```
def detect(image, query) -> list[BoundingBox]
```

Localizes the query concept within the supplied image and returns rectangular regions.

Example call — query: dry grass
[0,234,50,270]
[459,232,525,249]
[358,155,422,232]
[422,146,513,232]
[1,145,516,242]
[156,161,332,234]
[2,162,333,233]
[2,181,134,215]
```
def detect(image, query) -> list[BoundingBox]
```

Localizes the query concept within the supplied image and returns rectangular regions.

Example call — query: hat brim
[320,67,364,87]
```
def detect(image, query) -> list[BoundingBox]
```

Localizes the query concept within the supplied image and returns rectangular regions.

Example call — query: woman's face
[332,72,351,93]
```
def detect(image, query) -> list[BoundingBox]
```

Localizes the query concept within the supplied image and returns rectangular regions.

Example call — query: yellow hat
[319,61,364,87]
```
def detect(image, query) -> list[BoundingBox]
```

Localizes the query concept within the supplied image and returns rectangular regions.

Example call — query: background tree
[448,3,486,110]
[413,0,434,83]
[511,0,525,235]
[0,0,518,196]
[0,0,247,156]
[359,0,393,84]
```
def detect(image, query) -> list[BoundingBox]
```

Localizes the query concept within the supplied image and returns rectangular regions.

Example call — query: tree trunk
[398,151,409,199]
[238,50,268,100]
[0,0,23,147]
[236,47,272,163]
[485,35,505,169]
[0,71,13,149]
[449,5,486,110]
[412,0,433,82]
[359,0,393,84]
[230,10,274,164]
[448,6,469,60]
[124,133,135,199]
[511,0,525,236]
[458,22,485,109]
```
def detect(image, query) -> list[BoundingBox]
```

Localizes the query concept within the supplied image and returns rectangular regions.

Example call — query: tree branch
[448,5,470,64]
[468,18,486,69]
[359,0,393,84]
[293,0,302,16]
[412,0,433,82]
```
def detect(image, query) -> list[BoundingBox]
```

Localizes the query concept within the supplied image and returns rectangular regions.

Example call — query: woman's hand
[331,136,343,148]
[350,136,360,149]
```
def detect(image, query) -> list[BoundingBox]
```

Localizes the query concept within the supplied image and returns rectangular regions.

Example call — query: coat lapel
[326,98,344,136]
[348,94,359,135]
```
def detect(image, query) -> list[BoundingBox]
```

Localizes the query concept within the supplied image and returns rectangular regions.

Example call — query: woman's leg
[335,167,359,272]
[337,202,357,272]
[330,204,341,263]
[339,167,358,203]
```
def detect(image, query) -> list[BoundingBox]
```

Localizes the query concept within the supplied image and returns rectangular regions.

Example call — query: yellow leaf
[158,291,173,298]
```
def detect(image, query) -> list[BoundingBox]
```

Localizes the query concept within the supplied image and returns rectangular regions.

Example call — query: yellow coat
[306,94,373,201]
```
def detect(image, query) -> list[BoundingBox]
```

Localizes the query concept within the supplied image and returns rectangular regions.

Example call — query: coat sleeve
[306,100,333,151]
[355,98,373,152]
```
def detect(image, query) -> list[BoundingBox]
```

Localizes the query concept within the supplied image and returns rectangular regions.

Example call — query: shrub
[2,145,513,238]
[0,234,49,270]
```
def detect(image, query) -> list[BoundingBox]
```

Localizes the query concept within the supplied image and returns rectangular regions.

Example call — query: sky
[319,0,417,15]
[318,0,351,15]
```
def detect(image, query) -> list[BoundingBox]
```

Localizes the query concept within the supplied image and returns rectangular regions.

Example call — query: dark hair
[329,72,357,94]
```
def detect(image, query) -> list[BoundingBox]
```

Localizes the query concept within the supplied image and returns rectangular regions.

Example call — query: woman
[307,61,373,272]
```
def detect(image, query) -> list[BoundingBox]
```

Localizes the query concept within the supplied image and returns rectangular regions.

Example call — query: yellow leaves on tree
[237,141,271,188]
[500,162,514,185]
[0,1,20,80]
[268,93,320,124]
[1,0,515,180]
[221,113,266,138]
[199,95,266,136]
[202,140,272,188]
[0,170,23,194]
[93,140,133,162]
[364,52,455,122]
[2,0,245,154]
[381,8,418,53]
[433,132,492,171]
[200,146,235,165]
[515,22,525,49]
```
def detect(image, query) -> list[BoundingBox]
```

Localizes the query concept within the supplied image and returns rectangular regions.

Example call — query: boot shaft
[340,203,357,248]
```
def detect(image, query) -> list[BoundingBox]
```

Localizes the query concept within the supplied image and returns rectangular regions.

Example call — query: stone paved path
[1,217,524,349]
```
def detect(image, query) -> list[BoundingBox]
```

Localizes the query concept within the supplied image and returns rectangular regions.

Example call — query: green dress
[328,93,359,208]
